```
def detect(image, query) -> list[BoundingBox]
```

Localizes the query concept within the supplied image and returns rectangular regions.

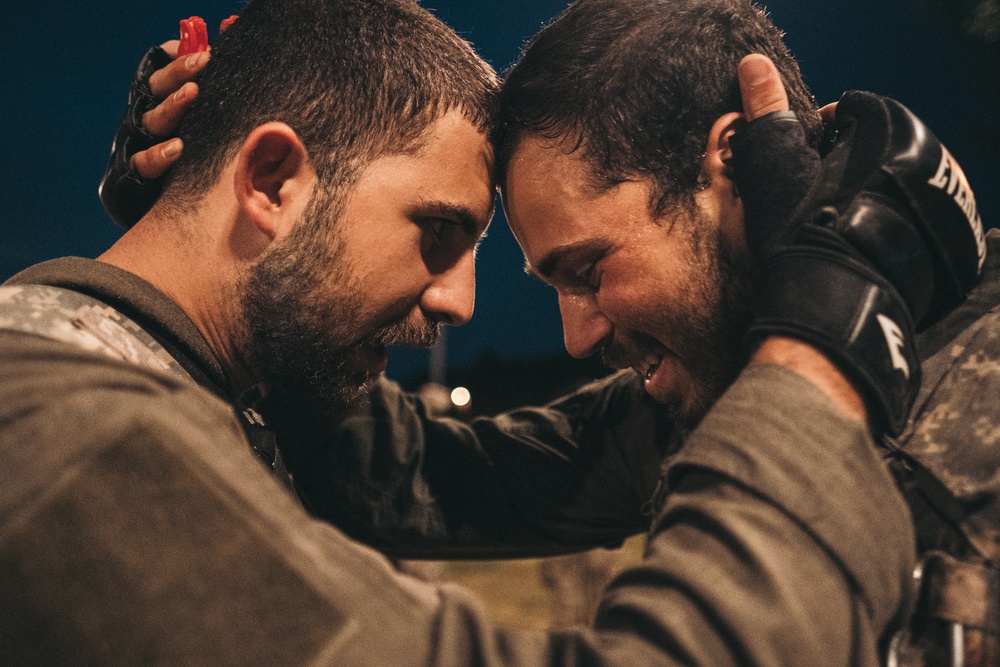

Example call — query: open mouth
[633,351,664,381]
[629,345,683,404]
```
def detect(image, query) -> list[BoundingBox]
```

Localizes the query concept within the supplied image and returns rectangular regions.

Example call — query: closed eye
[567,262,600,294]
[524,259,601,298]
[525,239,610,293]
[422,217,455,242]
[418,216,484,274]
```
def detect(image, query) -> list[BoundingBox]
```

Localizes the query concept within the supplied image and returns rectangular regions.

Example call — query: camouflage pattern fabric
[901,302,1000,563]
[0,284,191,382]
[887,276,1000,666]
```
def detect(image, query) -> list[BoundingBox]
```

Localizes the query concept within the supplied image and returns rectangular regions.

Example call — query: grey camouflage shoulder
[901,303,1000,560]
[0,285,191,382]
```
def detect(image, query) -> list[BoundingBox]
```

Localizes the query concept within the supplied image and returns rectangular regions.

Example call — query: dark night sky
[3,0,997,385]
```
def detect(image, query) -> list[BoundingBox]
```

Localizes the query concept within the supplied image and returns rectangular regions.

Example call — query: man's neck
[97,209,255,398]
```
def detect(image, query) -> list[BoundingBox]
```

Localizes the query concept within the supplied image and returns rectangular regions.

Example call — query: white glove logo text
[928,146,987,271]
[877,313,910,379]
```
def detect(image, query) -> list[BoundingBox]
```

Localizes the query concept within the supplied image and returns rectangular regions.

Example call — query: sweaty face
[503,135,752,427]
[239,111,495,419]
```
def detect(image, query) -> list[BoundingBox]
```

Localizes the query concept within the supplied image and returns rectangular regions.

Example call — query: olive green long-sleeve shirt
[0,320,914,665]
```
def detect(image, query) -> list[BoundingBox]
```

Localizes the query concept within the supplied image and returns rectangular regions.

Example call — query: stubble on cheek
[615,222,753,427]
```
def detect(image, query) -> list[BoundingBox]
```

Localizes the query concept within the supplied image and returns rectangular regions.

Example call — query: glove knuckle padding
[98,45,173,230]
[805,91,986,327]
[833,192,935,324]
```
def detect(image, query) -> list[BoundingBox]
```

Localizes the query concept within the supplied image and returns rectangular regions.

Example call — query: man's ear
[233,122,315,241]
[701,112,751,249]
[703,111,745,189]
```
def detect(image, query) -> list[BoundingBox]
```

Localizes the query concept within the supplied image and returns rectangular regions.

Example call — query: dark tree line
[916,0,1000,155]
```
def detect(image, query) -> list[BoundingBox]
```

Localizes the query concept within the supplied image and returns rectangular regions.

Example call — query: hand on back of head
[731,54,986,436]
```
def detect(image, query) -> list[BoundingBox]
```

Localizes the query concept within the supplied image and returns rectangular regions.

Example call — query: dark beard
[601,218,754,428]
[676,232,754,426]
[238,217,438,423]
[247,305,438,423]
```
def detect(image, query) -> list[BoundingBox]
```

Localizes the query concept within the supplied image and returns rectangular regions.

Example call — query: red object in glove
[178,16,209,56]
[220,15,239,32]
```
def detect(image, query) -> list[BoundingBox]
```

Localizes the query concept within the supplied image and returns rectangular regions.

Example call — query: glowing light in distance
[450,386,471,408]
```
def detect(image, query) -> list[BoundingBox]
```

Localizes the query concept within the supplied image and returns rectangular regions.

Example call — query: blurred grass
[443,558,554,629]
[434,535,646,630]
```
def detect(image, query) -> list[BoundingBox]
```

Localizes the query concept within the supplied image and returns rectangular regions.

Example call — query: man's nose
[420,249,476,326]
[558,294,611,359]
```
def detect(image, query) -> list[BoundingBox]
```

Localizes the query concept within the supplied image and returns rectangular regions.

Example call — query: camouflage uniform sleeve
[900,286,1000,562]
[886,229,1000,562]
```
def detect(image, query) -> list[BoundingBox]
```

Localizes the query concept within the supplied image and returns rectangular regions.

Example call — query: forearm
[611,362,916,665]
[286,371,676,558]
[293,348,916,663]
[433,363,916,665]
[753,336,867,424]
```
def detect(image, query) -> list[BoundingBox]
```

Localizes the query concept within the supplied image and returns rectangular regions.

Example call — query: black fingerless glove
[98,45,173,229]
[731,92,985,437]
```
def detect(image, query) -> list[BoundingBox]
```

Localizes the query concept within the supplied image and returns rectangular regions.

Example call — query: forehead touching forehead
[413,110,497,232]
[340,108,497,251]
[502,132,658,279]
[502,132,605,199]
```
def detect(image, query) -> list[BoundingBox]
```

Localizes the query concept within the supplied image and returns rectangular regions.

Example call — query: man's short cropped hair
[497,0,822,216]
[162,0,499,213]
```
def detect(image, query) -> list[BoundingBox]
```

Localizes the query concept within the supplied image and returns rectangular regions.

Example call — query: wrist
[751,336,868,427]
